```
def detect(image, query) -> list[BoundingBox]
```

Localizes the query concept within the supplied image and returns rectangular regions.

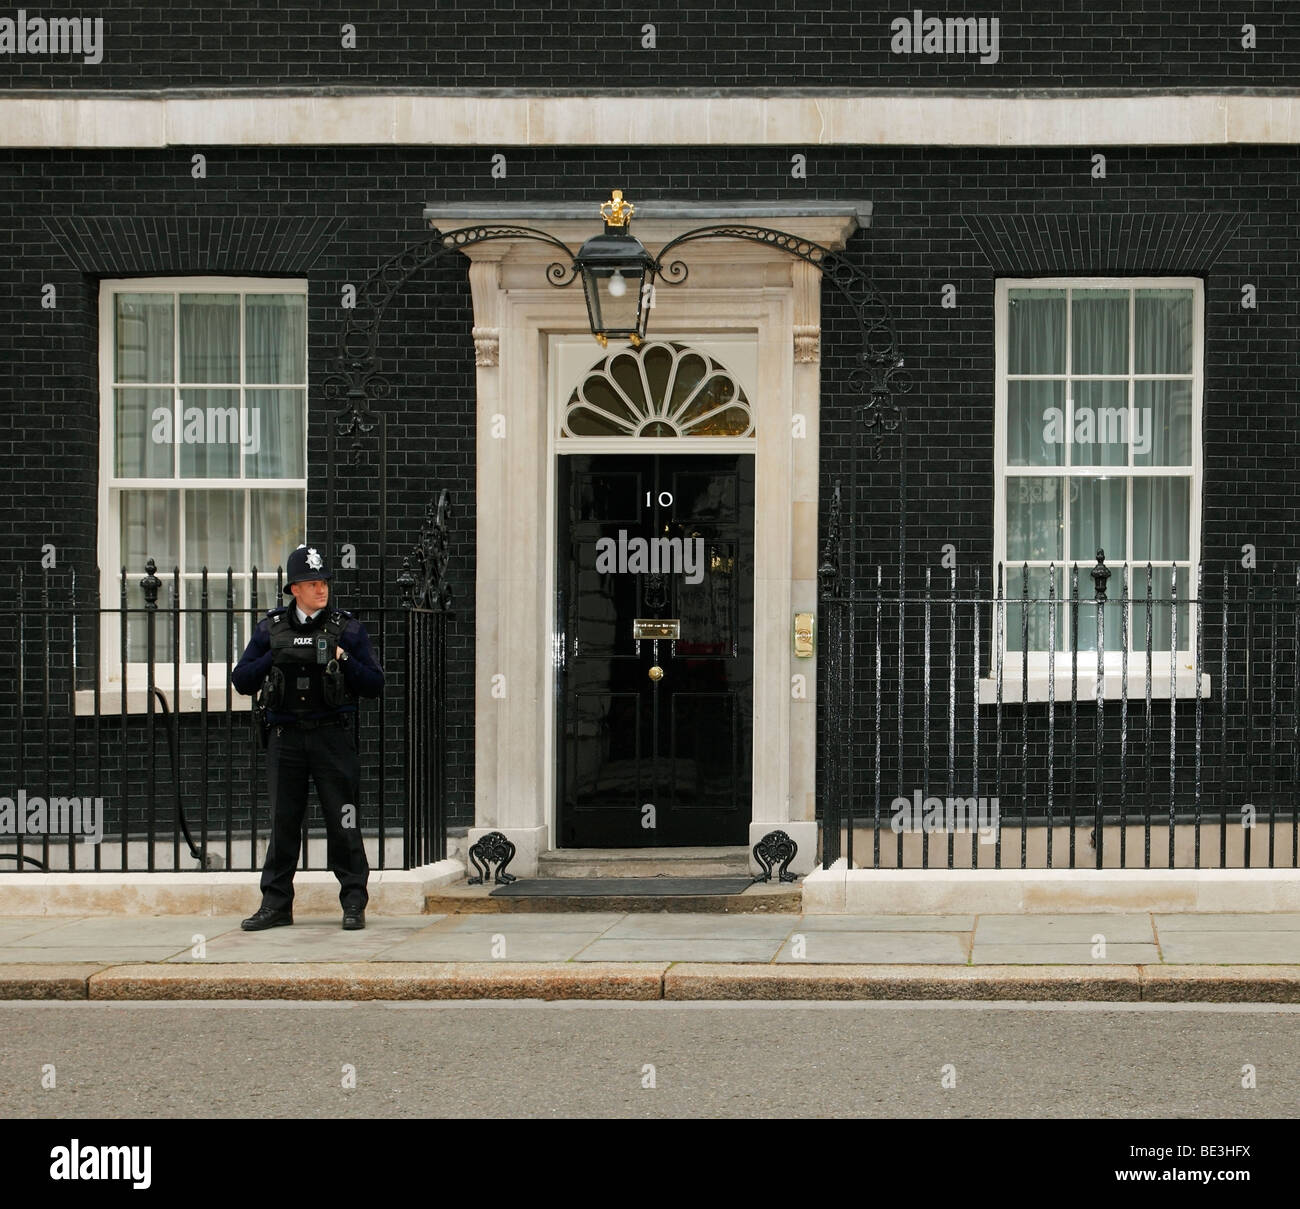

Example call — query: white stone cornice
[1,92,1298,147]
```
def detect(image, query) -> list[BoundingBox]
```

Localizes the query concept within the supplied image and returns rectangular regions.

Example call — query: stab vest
[267,608,355,717]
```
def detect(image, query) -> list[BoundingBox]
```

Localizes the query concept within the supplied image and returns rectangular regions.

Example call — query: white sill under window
[980,658,1211,704]
[74,668,255,716]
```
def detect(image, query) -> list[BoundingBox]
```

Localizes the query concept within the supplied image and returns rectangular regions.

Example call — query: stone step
[534,846,752,879]
[424,879,800,914]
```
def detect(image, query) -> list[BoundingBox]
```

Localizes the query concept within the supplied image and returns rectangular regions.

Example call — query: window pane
[1133,380,1192,466]
[245,294,306,384]
[1070,380,1129,467]
[1131,567,1190,653]
[185,489,244,571]
[119,489,179,574]
[249,573,282,617]
[1135,289,1194,374]
[1070,476,1127,562]
[1007,289,1065,374]
[1007,380,1064,466]
[250,490,305,572]
[177,389,241,478]
[179,293,238,382]
[114,294,173,383]
[1007,476,1063,562]
[184,577,232,665]
[1004,567,1064,654]
[245,389,306,478]
[1073,595,1126,656]
[1133,478,1190,562]
[114,388,174,477]
[1071,289,1128,375]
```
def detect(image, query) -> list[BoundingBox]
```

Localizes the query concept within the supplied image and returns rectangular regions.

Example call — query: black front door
[556,453,754,847]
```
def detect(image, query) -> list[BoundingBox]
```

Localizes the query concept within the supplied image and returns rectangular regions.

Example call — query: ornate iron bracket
[397,488,454,611]
[652,224,910,460]
[322,225,581,467]
[752,829,799,884]
[466,831,518,885]
[817,483,843,602]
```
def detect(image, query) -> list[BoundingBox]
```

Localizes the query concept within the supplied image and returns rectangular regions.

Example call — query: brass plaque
[633,618,680,640]
[793,612,815,658]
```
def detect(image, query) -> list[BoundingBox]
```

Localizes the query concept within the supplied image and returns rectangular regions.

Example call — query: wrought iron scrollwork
[652,224,910,458]
[466,831,518,885]
[322,225,581,469]
[752,829,799,884]
[397,488,454,612]
[817,483,843,602]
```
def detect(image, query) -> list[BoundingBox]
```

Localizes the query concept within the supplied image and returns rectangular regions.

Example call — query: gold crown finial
[600,189,634,227]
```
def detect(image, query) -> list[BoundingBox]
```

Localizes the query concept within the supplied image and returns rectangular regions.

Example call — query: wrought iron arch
[322,217,910,869]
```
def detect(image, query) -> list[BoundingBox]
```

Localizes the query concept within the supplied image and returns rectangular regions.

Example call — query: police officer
[232,544,384,931]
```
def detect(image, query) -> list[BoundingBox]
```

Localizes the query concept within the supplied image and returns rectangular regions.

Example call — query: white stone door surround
[422,201,868,876]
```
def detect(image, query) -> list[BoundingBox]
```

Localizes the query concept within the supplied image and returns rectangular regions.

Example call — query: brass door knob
[648,665,664,682]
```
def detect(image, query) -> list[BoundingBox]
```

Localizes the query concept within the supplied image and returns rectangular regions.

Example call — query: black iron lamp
[574,190,657,347]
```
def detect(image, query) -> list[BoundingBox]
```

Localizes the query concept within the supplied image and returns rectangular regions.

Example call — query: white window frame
[93,276,308,709]
[988,276,1206,702]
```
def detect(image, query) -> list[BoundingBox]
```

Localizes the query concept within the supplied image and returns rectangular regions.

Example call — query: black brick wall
[0,1,1296,91]
[1,141,1297,848]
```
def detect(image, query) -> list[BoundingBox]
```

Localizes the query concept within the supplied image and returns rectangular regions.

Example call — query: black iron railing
[819,549,1300,871]
[0,500,454,874]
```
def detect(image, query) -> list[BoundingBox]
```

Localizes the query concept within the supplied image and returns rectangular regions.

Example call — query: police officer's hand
[336,646,344,659]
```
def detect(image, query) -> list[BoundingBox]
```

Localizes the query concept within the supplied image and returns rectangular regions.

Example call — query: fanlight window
[562,341,754,438]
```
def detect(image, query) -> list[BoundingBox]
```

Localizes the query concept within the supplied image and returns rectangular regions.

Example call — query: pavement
[4,909,1300,1001]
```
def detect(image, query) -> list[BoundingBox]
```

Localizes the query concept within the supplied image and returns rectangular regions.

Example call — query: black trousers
[259,719,369,911]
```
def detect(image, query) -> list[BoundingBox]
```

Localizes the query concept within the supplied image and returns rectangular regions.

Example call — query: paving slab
[373,932,605,962]
[0,917,87,945]
[0,914,246,947]
[0,963,109,999]
[5,946,191,963]
[573,937,784,963]
[775,932,968,964]
[972,942,1162,965]
[87,962,669,1001]
[1154,912,1300,932]
[598,913,799,940]
[1158,933,1300,964]
[796,914,975,932]
[166,917,438,963]
[664,963,1144,1001]
[425,912,623,933]
[974,913,1155,943]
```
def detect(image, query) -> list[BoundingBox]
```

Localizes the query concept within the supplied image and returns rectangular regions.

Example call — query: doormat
[490,877,754,897]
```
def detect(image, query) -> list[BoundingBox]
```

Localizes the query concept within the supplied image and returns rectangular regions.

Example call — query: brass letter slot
[633,618,680,640]
[793,612,815,658]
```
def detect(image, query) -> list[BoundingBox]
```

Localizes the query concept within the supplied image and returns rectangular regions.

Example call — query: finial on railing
[1090,549,1111,602]
[141,558,161,609]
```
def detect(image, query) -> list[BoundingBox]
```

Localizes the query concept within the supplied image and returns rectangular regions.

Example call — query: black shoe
[342,905,366,930]
[241,905,293,931]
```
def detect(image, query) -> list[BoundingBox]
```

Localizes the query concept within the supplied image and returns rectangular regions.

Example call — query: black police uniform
[231,547,384,924]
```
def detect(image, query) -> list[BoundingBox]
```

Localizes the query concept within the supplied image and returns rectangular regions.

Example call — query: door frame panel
[469,278,818,868]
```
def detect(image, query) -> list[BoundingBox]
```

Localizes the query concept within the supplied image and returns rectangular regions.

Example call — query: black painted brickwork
[0,1,1296,91]
[0,143,1297,847]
